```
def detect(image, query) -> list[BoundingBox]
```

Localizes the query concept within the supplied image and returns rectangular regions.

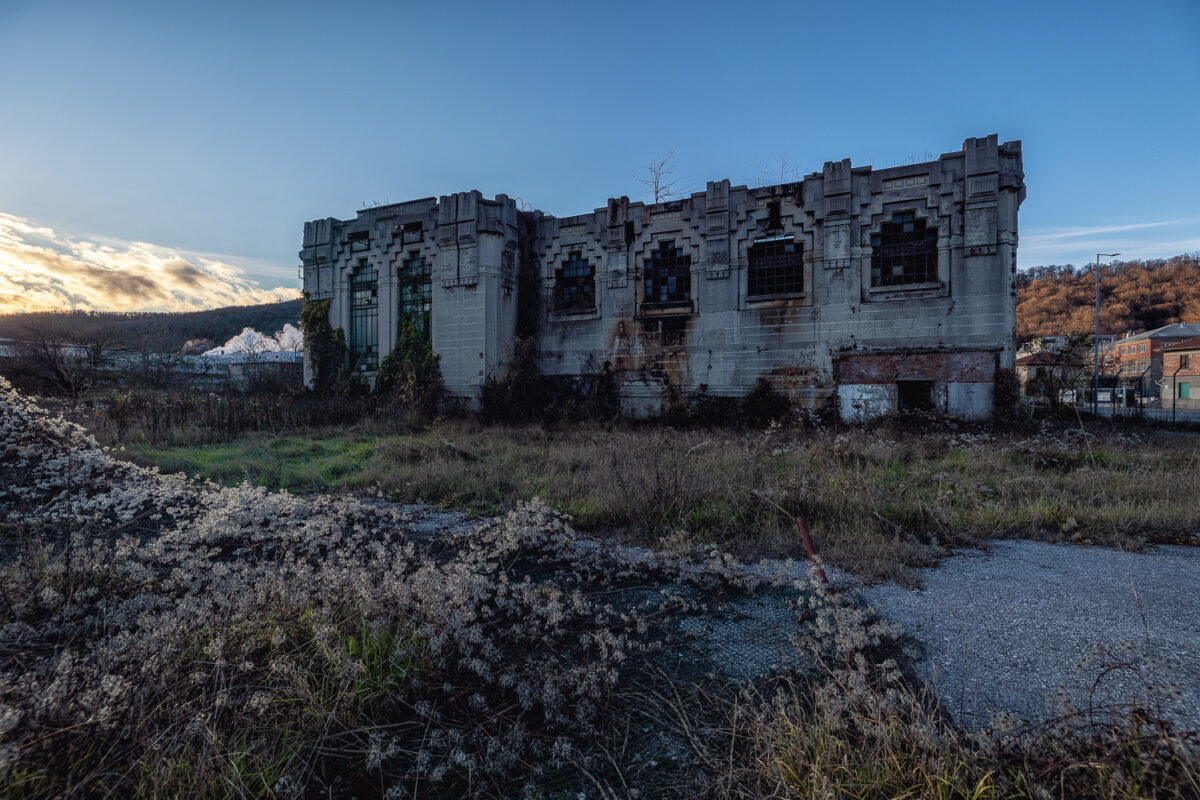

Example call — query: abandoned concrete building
[299,134,1025,420]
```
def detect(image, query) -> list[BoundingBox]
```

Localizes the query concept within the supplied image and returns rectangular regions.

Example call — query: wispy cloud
[1019,217,1200,268]
[0,213,300,313]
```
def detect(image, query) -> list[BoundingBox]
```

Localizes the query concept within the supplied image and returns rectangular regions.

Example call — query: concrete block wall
[299,191,518,403]
[531,135,1023,418]
[300,135,1024,420]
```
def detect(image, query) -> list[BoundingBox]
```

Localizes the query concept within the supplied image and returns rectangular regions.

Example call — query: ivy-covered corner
[299,298,351,395]
[376,316,442,415]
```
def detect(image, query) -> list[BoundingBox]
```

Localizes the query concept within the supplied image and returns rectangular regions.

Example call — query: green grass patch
[126,433,378,493]
[119,421,1200,583]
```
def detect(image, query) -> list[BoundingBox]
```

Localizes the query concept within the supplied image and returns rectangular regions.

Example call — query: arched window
[870,211,938,287]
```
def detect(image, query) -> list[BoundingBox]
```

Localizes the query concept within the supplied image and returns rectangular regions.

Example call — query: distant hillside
[1017,254,1200,340]
[4,257,1197,354]
[0,299,302,353]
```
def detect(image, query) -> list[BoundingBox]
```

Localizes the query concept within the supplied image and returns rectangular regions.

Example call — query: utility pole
[1093,252,1120,415]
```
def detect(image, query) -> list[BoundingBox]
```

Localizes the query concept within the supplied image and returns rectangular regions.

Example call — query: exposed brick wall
[1164,350,1200,380]
[837,351,996,384]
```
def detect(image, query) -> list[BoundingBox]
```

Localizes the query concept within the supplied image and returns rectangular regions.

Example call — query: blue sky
[0,0,1197,311]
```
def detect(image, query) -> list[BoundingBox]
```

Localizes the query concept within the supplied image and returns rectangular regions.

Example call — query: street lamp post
[1093,252,1121,415]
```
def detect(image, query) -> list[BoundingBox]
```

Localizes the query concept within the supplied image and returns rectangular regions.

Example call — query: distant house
[1015,339,1087,404]
[1104,323,1200,399]
[1161,336,1200,410]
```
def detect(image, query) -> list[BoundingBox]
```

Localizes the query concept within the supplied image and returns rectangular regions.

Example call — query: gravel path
[380,502,1200,734]
[863,541,1200,732]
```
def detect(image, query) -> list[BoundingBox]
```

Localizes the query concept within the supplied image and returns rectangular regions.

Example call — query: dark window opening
[766,200,783,231]
[555,251,595,312]
[1180,354,1191,369]
[350,259,379,369]
[897,380,935,412]
[624,220,636,246]
[870,211,938,287]
[399,221,424,244]
[643,240,692,308]
[348,229,370,252]
[637,317,688,345]
[748,236,804,297]
[398,250,432,335]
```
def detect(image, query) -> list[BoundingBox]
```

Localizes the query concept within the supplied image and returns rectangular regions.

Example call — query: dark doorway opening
[897,380,935,412]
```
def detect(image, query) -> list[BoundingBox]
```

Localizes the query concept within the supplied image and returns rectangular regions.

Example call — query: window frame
[869,210,939,289]
[640,239,693,314]
[746,235,804,299]
[349,258,379,370]
[398,250,432,336]
[553,250,596,313]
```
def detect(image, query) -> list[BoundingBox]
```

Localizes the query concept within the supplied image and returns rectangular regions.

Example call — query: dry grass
[3,377,1199,798]
[124,417,1200,584]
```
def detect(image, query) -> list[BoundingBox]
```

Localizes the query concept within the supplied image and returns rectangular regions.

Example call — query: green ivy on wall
[299,299,350,395]
[377,315,442,413]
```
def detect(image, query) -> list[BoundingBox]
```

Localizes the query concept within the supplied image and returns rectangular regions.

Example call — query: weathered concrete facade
[300,135,1024,420]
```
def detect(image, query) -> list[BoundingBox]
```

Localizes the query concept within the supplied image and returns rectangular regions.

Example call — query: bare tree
[752,160,766,188]
[635,150,688,203]
[124,318,185,388]
[10,317,128,398]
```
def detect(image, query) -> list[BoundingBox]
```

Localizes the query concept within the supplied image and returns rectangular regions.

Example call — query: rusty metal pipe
[794,515,829,587]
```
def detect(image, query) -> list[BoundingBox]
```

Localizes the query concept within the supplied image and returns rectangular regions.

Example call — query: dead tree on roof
[635,150,688,203]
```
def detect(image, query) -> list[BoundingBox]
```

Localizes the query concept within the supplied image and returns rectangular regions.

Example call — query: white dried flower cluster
[0,376,809,795]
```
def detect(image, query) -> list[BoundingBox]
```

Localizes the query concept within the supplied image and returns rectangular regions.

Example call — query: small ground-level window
[871,211,938,287]
[350,259,379,369]
[748,236,803,297]
[555,251,595,312]
[643,240,691,307]
[897,379,935,412]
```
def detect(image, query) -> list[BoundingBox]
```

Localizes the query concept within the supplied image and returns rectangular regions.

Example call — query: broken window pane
[555,251,595,312]
[748,236,804,297]
[399,250,432,335]
[643,240,691,308]
[350,259,379,369]
[400,220,424,244]
[870,211,938,287]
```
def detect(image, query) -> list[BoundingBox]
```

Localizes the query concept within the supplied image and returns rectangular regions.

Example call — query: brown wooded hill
[1017,253,1200,340]
[0,299,302,353]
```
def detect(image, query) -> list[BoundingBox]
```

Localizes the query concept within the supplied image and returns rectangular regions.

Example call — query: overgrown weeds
[4,377,1198,797]
[123,418,1200,584]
